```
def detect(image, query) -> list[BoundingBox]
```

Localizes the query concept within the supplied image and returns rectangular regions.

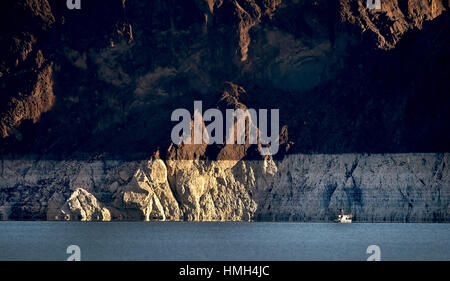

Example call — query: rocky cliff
[0,0,449,221]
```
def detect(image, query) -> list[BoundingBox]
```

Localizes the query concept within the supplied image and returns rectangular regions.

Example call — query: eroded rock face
[255,154,450,222]
[112,159,180,221]
[165,159,259,221]
[0,0,56,138]
[0,60,55,139]
[0,154,448,222]
[341,0,446,49]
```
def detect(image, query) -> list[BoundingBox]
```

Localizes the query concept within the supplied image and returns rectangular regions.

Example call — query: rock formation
[0,1,449,221]
[56,188,111,221]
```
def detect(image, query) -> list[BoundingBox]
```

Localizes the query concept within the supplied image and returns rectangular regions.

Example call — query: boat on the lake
[335,210,352,223]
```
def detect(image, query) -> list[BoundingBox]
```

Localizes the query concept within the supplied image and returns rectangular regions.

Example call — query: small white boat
[335,214,352,223]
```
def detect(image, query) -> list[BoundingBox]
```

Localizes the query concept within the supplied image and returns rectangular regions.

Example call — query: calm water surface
[0,222,449,261]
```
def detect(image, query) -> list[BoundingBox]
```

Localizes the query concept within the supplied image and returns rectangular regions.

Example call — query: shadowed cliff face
[0,1,449,221]
[0,0,448,159]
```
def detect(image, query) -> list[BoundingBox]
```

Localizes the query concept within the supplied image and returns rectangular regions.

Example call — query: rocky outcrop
[55,188,111,221]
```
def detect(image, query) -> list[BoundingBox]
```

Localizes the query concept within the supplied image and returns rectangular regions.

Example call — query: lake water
[0,222,449,261]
